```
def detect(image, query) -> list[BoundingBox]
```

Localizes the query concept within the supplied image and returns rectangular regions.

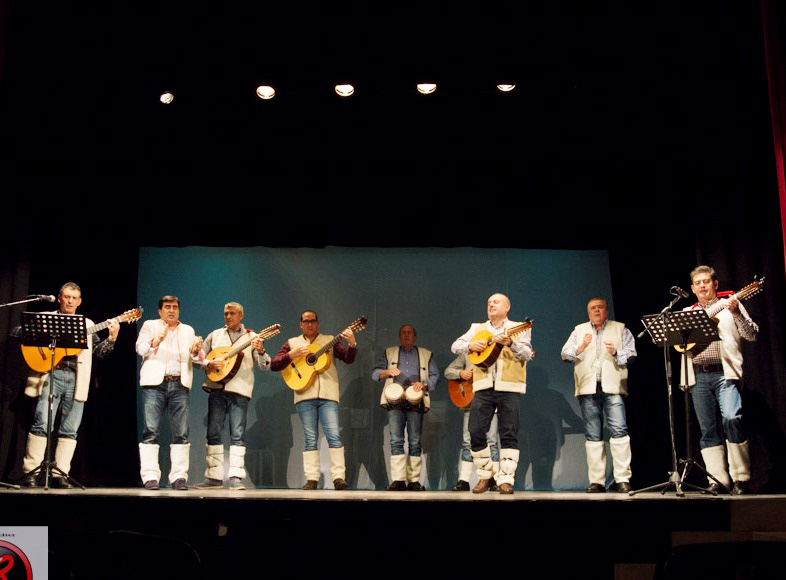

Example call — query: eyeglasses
[301,319,318,324]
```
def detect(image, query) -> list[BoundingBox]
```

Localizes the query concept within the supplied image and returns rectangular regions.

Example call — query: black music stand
[629,309,719,496]
[19,312,87,490]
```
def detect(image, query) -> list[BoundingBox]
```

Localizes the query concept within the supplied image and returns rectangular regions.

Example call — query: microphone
[670,286,690,299]
[30,294,57,302]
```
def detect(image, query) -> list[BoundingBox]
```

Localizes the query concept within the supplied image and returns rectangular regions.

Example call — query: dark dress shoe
[586,483,606,493]
[387,480,407,491]
[333,478,348,490]
[614,482,632,493]
[172,478,188,491]
[732,481,749,495]
[488,477,499,492]
[302,480,319,490]
[51,476,75,489]
[21,473,40,488]
[143,479,159,490]
[452,480,470,492]
[498,483,514,494]
[472,479,492,494]
[407,481,425,491]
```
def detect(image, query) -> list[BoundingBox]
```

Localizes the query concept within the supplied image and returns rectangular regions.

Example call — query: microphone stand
[0,295,55,490]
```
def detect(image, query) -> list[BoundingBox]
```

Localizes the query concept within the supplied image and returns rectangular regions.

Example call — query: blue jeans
[691,371,745,448]
[388,409,423,457]
[206,390,249,446]
[296,398,342,451]
[141,380,190,444]
[469,389,520,451]
[461,410,500,462]
[579,386,628,441]
[31,369,83,439]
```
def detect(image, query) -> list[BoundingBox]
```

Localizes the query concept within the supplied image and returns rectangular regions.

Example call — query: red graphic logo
[0,542,32,580]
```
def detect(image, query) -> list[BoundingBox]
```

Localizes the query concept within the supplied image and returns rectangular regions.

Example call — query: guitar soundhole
[306,354,317,366]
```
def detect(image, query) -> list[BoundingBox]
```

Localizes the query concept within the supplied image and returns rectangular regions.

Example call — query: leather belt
[694,363,723,373]
[164,375,181,382]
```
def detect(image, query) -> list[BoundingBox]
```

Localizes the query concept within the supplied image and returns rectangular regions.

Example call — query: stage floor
[2,488,785,579]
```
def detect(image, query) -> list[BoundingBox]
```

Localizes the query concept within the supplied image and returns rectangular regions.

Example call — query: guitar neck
[85,317,118,336]
[704,285,760,318]
[489,322,532,343]
[313,331,347,359]
[225,326,280,358]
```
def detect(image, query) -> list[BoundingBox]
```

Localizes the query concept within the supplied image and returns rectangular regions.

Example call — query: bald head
[487,293,511,323]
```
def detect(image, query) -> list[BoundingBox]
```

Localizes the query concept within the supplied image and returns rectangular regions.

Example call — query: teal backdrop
[136,246,617,490]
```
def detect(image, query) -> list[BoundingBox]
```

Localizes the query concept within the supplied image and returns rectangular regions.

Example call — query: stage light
[335,84,355,97]
[496,84,516,92]
[416,83,437,95]
[160,92,174,105]
[256,85,276,100]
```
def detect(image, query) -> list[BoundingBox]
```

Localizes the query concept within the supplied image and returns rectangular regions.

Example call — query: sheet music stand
[19,312,87,490]
[629,309,719,496]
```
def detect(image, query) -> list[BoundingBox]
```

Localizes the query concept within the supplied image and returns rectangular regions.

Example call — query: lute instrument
[281,317,367,391]
[21,307,144,372]
[205,323,282,385]
[448,377,474,408]
[674,277,765,352]
[467,318,533,369]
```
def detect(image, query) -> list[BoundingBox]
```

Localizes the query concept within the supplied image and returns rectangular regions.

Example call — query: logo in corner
[0,541,32,580]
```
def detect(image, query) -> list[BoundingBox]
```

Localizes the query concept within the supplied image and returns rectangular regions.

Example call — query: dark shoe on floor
[488,477,499,492]
[172,478,188,491]
[20,473,40,488]
[387,480,407,491]
[302,480,319,490]
[614,482,632,493]
[333,478,348,490]
[732,481,749,495]
[407,481,425,491]
[51,475,75,489]
[228,477,246,490]
[194,478,223,490]
[499,483,514,495]
[143,480,159,490]
[452,480,470,492]
[472,479,492,494]
[586,483,606,493]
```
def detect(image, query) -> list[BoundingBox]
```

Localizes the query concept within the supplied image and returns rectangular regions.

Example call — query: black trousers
[469,388,520,452]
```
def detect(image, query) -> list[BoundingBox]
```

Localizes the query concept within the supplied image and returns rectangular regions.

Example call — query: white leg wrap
[609,435,632,483]
[390,453,408,482]
[22,433,47,473]
[227,445,246,480]
[458,460,474,482]
[700,445,731,487]
[205,444,225,480]
[471,446,494,480]
[726,440,751,483]
[585,440,607,485]
[139,443,161,483]
[497,448,519,486]
[328,446,346,481]
[407,455,423,483]
[303,450,321,481]
[168,443,190,483]
[491,461,500,480]
[54,437,78,476]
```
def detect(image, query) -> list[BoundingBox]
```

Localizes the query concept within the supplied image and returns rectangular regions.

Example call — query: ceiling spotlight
[416,83,437,95]
[335,84,355,97]
[496,84,516,92]
[160,92,174,105]
[256,85,276,100]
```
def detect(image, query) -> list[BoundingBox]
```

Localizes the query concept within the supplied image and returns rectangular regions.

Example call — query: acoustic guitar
[205,323,282,385]
[281,317,367,391]
[674,277,765,352]
[448,377,474,408]
[467,318,533,369]
[21,307,144,372]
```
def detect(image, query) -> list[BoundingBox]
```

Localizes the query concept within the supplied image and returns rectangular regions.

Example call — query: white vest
[203,327,256,398]
[470,320,529,394]
[379,346,432,411]
[24,313,95,402]
[572,320,627,396]
[288,334,341,404]
[139,319,196,388]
